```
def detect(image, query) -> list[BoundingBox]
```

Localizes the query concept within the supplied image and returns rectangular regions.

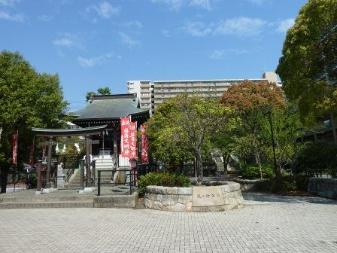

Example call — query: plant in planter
[138,172,190,196]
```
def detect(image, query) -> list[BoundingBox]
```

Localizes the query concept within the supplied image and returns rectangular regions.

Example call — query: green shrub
[293,142,337,177]
[240,164,273,179]
[270,176,297,193]
[138,172,190,196]
[294,174,309,191]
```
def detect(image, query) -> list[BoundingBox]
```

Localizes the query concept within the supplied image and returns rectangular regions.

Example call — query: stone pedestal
[57,164,65,189]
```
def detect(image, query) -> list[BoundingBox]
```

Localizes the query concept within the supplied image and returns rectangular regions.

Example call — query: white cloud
[214,17,266,37]
[161,29,171,37]
[53,34,82,49]
[0,0,20,6]
[183,17,266,37]
[151,0,213,11]
[119,32,140,47]
[189,0,211,10]
[38,15,53,22]
[246,0,271,5]
[151,0,184,11]
[183,21,212,37]
[123,20,143,29]
[277,18,294,33]
[53,38,73,47]
[0,10,23,22]
[78,53,113,68]
[209,49,248,60]
[87,1,120,19]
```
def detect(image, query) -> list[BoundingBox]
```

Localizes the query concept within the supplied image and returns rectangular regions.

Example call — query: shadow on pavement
[243,192,337,205]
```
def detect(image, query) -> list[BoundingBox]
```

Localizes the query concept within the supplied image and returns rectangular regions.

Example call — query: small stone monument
[57,163,65,189]
[211,149,225,172]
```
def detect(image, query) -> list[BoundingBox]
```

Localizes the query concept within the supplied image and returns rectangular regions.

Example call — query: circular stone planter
[145,181,243,212]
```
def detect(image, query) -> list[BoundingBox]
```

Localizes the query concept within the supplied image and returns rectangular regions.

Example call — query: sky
[0,0,307,111]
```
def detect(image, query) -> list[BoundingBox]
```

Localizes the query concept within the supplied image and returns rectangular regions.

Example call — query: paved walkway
[0,194,336,253]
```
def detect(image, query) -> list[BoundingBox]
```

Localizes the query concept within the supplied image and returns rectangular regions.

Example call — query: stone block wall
[145,182,243,212]
[308,178,337,199]
[145,186,193,211]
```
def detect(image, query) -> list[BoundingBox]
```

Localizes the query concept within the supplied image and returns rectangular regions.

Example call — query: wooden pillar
[37,165,42,191]
[113,127,118,167]
[85,136,91,186]
[113,128,118,155]
[79,159,84,190]
[46,137,52,188]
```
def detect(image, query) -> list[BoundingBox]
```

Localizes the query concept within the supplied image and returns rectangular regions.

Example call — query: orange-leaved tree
[221,80,285,179]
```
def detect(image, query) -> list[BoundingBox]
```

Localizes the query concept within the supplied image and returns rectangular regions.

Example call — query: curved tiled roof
[74,94,148,120]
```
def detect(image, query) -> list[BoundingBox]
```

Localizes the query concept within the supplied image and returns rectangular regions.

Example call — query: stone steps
[0,193,138,209]
[0,201,93,209]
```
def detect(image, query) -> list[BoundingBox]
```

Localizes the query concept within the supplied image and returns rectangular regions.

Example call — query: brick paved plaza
[0,194,337,253]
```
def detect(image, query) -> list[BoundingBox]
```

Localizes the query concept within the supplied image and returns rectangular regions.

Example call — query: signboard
[12,130,18,165]
[192,186,225,207]
[129,121,137,160]
[141,124,149,163]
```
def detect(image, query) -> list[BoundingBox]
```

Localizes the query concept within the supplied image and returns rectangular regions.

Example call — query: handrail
[97,168,137,196]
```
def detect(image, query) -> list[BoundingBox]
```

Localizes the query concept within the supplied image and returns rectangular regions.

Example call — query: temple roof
[32,125,107,136]
[73,94,148,121]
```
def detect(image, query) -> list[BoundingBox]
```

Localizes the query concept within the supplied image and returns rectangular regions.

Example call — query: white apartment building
[127,72,280,115]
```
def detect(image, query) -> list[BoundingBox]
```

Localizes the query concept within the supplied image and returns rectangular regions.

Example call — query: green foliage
[294,174,310,191]
[277,0,337,121]
[86,86,111,101]
[293,142,337,177]
[27,172,37,189]
[86,91,96,102]
[0,51,67,192]
[97,86,111,95]
[259,106,304,171]
[270,176,297,193]
[240,164,273,179]
[220,81,303,179]
[138,172,191,195]
[147,94,230,181]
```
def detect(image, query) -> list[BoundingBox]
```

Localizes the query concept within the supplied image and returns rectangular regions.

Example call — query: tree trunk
[0,165,8,193]
[255,150,263,180]
[195,149,203,184]
[194,157,197,180]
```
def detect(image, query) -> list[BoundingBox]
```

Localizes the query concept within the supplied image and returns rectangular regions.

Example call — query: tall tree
[147,95,229,182]
[259,105,303,173]
[221,80,285,179]
[277,0,337,136]
[0,51,67,193]
[86,86,111,101]
[97,86,111,95]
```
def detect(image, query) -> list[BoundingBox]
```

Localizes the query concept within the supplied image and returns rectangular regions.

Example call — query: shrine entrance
[32,125,107,191]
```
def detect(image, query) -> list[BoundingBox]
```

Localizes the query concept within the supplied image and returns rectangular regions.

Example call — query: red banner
[120,117,130,158]
[141,124,149,163]
[12,130,18,165]
[129,121,137,160]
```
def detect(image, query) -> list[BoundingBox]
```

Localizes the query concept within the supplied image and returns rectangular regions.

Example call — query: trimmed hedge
[138,172,191,196]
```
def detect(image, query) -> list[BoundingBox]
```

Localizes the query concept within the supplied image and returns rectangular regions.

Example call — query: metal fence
[97,168,137,196]
[7,169,37,191]
[136,163,159,178]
